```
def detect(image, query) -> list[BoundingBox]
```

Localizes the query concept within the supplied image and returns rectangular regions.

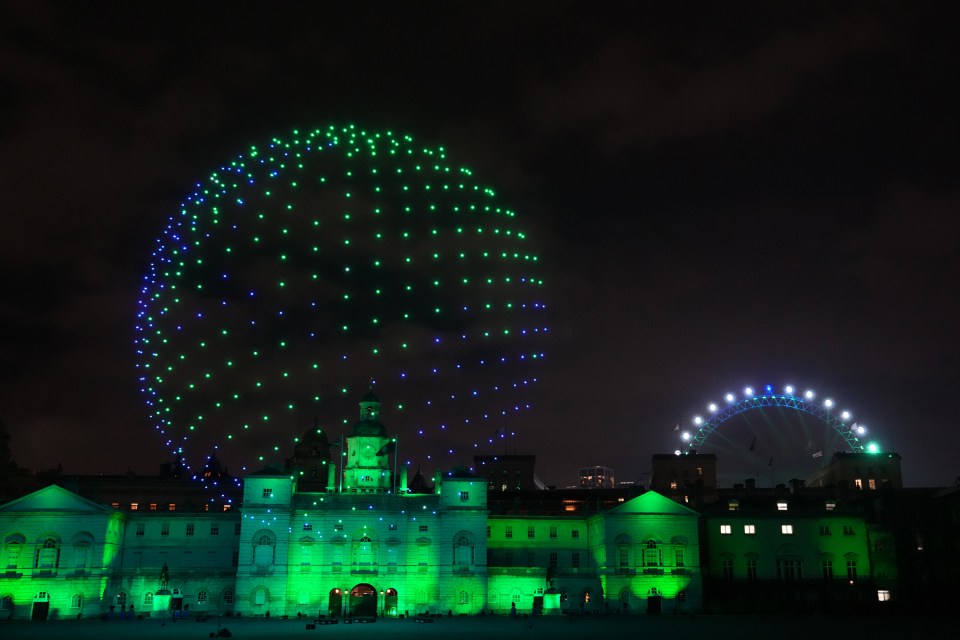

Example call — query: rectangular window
[506,526,513,539]
[527,526,535,539]
[168,503,176,511]
[618,547,629,567]
[781,524,794,535]
[186,523,195,537]
[822,559,834,580]
[746,559,757,582]
[149,503,158,511]
[722,559,734,581]
[303,523,312,531]
[728,501,739,511]
[210,524,219,536]
[675,549,685,567]
[459,491,469,501]
[334,524,344,531]
[130,502,139,511]
[161,523,170,537]
[846,560,857,581]
[720,524,732,535]
[843,525,855,536]
[549,525,557,539]
[223,504,232,512]
[854,478,863,489]
[877,590,891,602]
[419,525,428,532]
[868,478,876,490]
[389,524,398,531]
[263,488,273,498]
[111,502,119,509]
[549,552,558,567]
[777,559,801,582]
[777,501,788,511]
[135,523,145,537]
[572,552,580,568]
[819,525,831,536]
[744,524,756,535]
[571,529,580,539]
[825,501,836,511]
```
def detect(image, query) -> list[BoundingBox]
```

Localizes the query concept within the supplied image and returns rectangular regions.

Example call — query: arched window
[643,539,661,567]
[253,531,275,567]
[71,594,83,609]
[223,590,234,605]
[197,590,208,605]
[458,590,469,605]
[143,592,154,607]
[0,595,13,612]
[116,592,127,607]
[352,535,377,569]
[34,537,60,569]
[253,587,268,606]
[454,534,474,567]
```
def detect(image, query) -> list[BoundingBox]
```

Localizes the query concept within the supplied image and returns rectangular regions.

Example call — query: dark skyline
[1,2,957,488]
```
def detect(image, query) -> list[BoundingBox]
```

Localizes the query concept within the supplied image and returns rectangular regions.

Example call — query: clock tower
[342,390,395,492]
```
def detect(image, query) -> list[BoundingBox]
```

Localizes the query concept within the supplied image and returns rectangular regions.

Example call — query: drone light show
[134,124,549,482]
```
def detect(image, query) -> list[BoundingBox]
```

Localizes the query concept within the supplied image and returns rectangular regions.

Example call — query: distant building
[650,453,718,508]
[806,451,903,491]
[473,454,544,491]
[578,466,614,489]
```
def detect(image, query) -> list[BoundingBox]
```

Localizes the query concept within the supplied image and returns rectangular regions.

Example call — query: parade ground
[0,613,943,640]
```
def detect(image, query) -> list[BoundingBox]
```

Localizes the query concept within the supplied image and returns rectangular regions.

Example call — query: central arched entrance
[349,583,376,617]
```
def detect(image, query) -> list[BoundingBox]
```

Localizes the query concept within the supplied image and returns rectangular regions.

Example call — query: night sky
[1,2,957,489]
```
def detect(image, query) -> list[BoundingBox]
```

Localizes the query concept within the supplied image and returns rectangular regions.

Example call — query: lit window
[149,503,158,511]
[744,524,756,535]
[720,524,732,535]
[670,481,678,490]
[223,505,232,512]
[168,503,176,511]
[868,479,876,490]
[111,502,119,509]
[854,478,863,489]
[728,500,740,511]
[877,590,891,602]
[130,503,139,511]
[776,502,788,511]
[781,524,794,535]
[825,501,836,511]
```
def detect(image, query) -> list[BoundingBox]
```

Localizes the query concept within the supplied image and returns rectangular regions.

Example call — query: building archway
[384,588,398,617]
[328,588,343,618]
[349,583,377,617]
[31,592,50,621]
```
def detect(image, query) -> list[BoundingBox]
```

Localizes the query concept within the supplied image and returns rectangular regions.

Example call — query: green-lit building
[0,392,706,620]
